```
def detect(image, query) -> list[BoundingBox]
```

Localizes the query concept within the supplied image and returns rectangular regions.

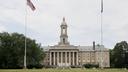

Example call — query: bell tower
[58,17,69,45]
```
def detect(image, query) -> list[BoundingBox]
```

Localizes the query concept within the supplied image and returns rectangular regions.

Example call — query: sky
[0,0,128,49]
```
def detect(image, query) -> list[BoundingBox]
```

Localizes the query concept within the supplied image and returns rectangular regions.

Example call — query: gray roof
[42,45,109,52]
[78,45,109,51]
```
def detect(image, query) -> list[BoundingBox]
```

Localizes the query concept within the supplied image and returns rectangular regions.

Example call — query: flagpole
[24,0,27,69]
[100,10,103,69]
[100,0,103,69]
[24,0,36,69]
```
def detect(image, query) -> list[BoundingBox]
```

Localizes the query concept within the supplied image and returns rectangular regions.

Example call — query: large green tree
[110,41,128,68]
[0,32,45,69]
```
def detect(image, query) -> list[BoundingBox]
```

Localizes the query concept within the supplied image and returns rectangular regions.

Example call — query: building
[43,18,110,67]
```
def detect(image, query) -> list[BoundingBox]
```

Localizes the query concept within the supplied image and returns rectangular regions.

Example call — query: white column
[76,52,78,65]
[53,52,55,65]
[65,52,67,66]
[73,52,74,65]
[61,52,63,66]
[62,52,63,66]
[49,52,51,65]
[57,52,59,66]
[69,52,71,65]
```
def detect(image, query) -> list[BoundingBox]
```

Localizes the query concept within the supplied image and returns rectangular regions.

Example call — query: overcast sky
[0,0,128,48]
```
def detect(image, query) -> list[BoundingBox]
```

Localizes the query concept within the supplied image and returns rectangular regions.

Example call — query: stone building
[42,18,110,67]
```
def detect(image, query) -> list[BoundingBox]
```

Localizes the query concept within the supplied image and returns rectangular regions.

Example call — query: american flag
[101,0,103,13]
[27,0,36,11]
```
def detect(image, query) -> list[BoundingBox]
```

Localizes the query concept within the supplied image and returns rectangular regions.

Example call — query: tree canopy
[110,41,128,68]
[0,32,45,69]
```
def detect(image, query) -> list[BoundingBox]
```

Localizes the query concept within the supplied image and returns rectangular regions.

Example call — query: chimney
[93,41,95,50]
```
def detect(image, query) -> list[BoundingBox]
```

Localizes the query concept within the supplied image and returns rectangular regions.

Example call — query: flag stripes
[27,0,36,11]
[101,0,103,13]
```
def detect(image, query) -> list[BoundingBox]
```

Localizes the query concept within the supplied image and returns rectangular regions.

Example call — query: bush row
[82,64,99,68]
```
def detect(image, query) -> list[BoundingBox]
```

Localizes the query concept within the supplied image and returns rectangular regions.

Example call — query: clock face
[63,29,66,34]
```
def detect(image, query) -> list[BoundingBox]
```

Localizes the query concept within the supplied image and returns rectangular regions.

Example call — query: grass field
[0,68,128,72]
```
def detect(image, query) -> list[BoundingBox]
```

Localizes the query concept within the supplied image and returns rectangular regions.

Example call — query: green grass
[0,68,128,72]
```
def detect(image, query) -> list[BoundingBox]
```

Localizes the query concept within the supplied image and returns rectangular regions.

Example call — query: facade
[43,18,110,67]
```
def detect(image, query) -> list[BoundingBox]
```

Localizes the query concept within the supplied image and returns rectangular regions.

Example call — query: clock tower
[58,17,69,45]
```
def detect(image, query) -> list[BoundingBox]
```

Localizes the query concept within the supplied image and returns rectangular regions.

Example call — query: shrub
[27,64,44,69]
[83,64,99,68]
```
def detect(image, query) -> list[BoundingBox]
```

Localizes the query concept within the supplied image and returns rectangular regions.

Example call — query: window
[62,29,66,34]
[63,27,65,29]
[63,38,65,44]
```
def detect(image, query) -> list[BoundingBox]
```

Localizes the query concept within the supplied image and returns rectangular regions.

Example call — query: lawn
[0,68,128,72]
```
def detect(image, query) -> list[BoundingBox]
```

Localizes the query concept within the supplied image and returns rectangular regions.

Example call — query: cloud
[0,24,6,32]
[0,0,128,48]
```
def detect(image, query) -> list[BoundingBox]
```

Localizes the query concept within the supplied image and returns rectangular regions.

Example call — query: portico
[49,50,79,66]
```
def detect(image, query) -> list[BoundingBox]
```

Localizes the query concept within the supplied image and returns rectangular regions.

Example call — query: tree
[0,32,45,69]
[110,41,128,68]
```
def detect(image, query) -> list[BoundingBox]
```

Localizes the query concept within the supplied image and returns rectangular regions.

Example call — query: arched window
[63,38,65,44]
[63,27,65,29]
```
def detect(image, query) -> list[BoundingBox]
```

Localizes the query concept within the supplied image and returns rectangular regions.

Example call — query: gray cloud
[0,0,128,48]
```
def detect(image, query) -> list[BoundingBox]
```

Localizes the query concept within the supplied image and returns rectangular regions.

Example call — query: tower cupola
[58,17,69,45]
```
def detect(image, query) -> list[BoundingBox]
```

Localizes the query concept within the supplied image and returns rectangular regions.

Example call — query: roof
[42,45,109,52]
[78,45,109,51]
